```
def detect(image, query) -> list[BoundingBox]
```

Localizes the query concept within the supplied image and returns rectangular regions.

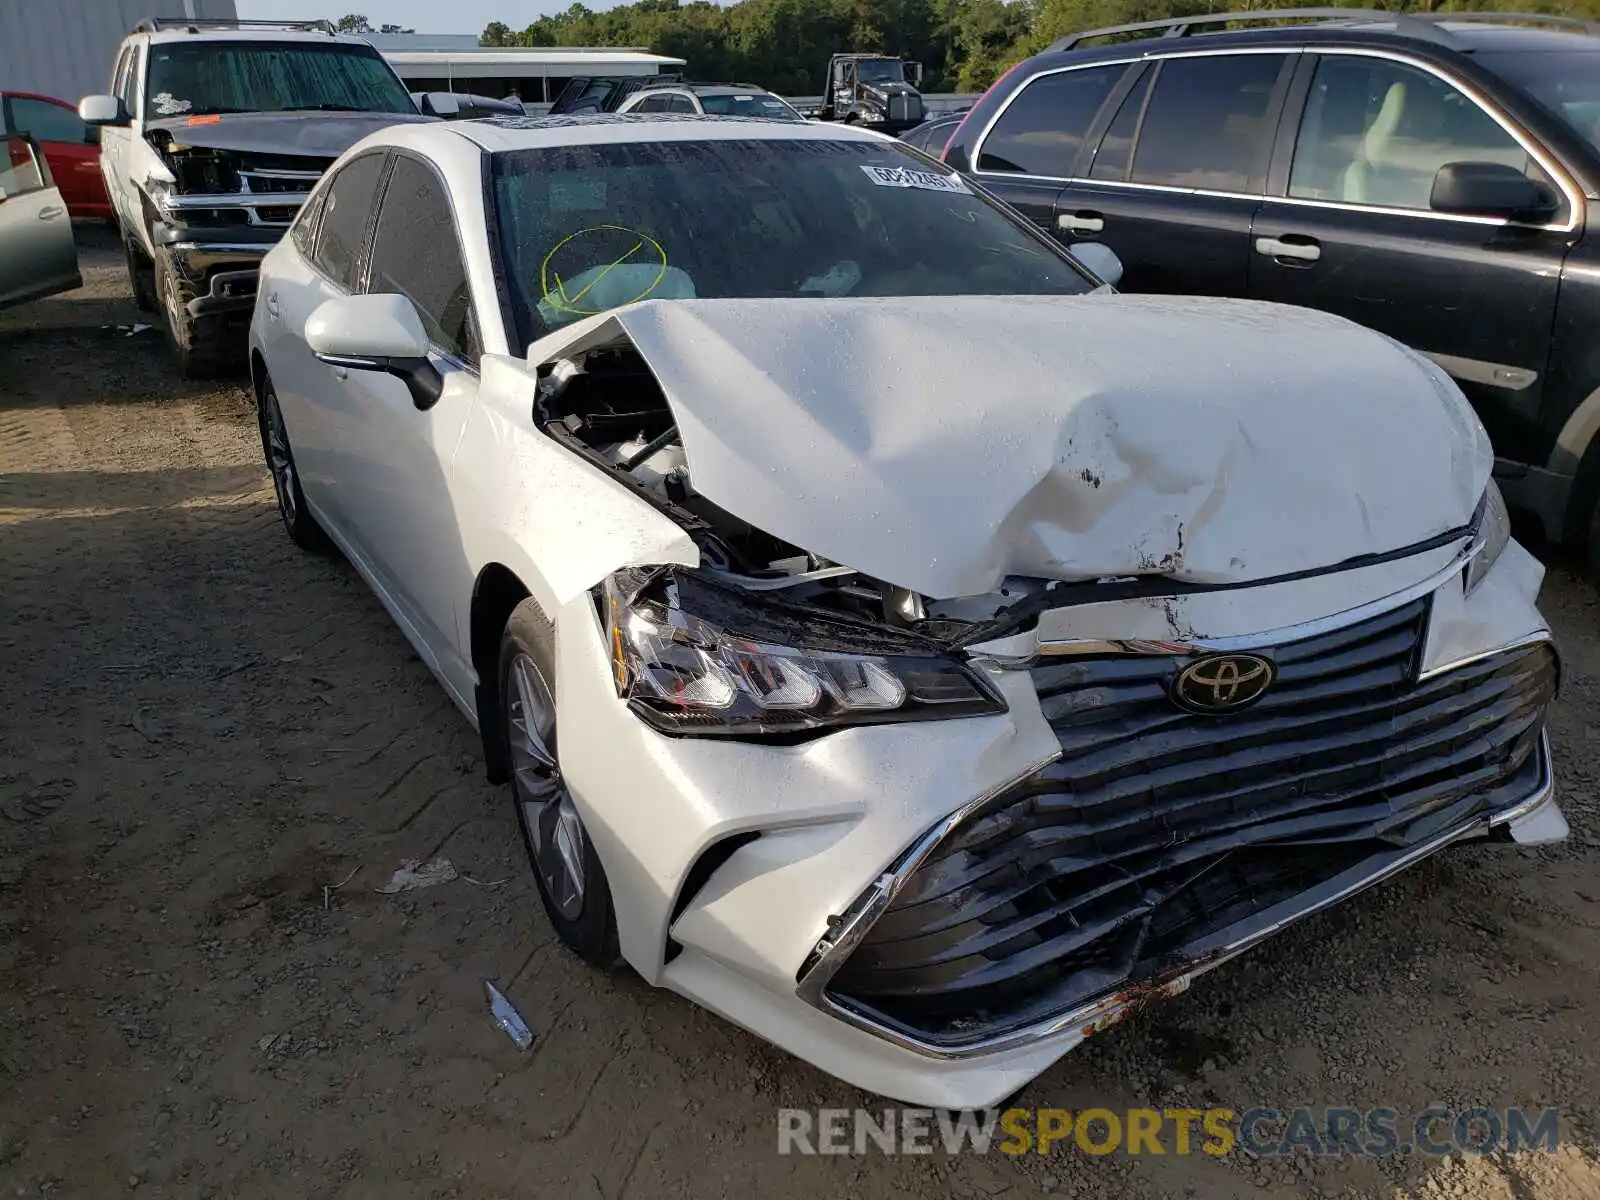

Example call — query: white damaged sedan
[248,114,1565,1108]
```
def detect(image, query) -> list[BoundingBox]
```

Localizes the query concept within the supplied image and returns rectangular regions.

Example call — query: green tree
[333,13,372,33]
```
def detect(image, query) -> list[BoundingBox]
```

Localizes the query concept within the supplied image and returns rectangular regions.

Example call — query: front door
[336,152,483,692]
[1249,52,1572,465]
[0,136,81,310]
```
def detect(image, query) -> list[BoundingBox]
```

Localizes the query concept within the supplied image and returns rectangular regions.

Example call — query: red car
[0,91,111,220]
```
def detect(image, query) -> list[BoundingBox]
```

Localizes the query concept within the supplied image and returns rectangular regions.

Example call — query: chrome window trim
[798,722,1554,1062]
[968,44,1584,235]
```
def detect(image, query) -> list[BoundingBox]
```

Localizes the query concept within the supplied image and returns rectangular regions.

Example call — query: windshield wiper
[280,104,370,112]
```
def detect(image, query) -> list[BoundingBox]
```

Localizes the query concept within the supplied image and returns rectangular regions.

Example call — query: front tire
[154,249,230,379]
[498,599,619,967]
[258,381,326,550]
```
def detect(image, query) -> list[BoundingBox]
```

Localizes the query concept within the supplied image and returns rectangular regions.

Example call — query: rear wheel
[498,599,619,966]
[124,236,157,313]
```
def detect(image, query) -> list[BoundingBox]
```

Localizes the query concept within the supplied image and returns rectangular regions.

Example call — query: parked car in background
[78,16,433,378]
[0,90,111,220]
[248,113,1561,1109]
[0,134,81,309]
[943,8,1600,570]
[614,81,807,120]
[899,112,963,156]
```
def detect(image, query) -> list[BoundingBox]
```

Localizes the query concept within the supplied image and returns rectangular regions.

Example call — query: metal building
[0,0,238,105]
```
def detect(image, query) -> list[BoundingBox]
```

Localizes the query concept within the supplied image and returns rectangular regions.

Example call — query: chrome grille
[826,599,1556,1046]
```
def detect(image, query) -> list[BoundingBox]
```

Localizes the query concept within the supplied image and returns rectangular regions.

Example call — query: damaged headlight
[602,570,1005,736]
[1463,480,1511,596]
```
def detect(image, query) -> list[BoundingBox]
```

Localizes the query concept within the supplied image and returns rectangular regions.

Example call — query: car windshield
[144,42,416,119]
[697,93,803,120]
[1480,50,1600,156]
[489,136,1096,348]
[856,60,906,85]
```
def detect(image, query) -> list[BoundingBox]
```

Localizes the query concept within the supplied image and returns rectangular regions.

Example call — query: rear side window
[366,155,476,361]
[1090,65,1155,181]
[977,65,1125,177]
[1126,54,1287,192]
[632,94,669,112]
[312,151,387,291]
[9,98,87,144]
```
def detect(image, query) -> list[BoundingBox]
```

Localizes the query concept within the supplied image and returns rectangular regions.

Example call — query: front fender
[454,354,699,624]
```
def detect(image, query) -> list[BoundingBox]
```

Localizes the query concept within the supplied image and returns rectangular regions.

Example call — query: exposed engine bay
[534,343,1061,646]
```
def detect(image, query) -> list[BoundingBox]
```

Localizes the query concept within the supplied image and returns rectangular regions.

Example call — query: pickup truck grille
[164,161,325,229]
[825,598,1556,1046]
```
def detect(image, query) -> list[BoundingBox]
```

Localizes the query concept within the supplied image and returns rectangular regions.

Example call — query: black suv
[944,9,1600,563]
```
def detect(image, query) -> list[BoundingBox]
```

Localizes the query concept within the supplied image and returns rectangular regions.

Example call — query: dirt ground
[2,230,1598,1200]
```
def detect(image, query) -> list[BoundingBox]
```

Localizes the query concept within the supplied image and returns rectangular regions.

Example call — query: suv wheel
[124,237,157,313]
[258,380,326,550]
[154,249,230,380]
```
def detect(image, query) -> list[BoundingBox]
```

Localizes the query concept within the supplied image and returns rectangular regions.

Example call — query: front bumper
[552,539,1563,1108]
[152,224,276,318]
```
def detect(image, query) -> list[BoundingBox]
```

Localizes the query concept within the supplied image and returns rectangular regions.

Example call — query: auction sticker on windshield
[860,165,971,194]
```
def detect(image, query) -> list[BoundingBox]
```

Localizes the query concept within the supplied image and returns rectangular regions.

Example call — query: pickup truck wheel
[124,239,157,313]
[153,250,230,380]
[499,600,620,968]
[258,381,326,550]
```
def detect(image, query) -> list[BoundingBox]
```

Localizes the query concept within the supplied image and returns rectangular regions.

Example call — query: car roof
[137,28,377,47]
[689,85,774,97]
[443,113,892,154]
[1039,19,1600,62]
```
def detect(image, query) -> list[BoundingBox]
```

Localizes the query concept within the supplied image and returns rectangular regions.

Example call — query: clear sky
[237,1,643,37]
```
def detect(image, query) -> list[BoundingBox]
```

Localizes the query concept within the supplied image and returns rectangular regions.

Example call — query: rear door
[0,135,81,309]
[964,62,1131,231]
[4,95,105,217]
[1055,51,1294,296]
[1248,51,1573,465]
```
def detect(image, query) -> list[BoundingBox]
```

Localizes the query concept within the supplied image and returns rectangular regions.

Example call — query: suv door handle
[1058,211,1105,235]
[265,293,281,320]
[1255,235,1321,263]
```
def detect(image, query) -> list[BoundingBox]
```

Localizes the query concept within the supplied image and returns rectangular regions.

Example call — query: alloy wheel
[507,651,587,920]
[263,394,297,526]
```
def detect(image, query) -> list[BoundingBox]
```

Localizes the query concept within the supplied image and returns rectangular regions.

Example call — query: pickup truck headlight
[1463,480,1511,596]
[602,570,1004,736]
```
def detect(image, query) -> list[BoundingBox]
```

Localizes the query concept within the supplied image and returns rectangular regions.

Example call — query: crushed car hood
[537,294,1490,599]
[146,111,436,157]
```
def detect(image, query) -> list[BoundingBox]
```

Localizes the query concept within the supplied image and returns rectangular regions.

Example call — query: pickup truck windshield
[490,137,1096,348]
[856,60,907,85]
[144,42,416,120]
[1481,50,1600,157]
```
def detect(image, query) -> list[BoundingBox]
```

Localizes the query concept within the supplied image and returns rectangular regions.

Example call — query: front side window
[0,137,46,198]
[143,42,415,119]
[311,152,387,291]
[117,46,141,112]
[366,156,476,361]
[1289,55,1549,211]
[490,137,1097,348]
[977,66,1125,177]
[1127,54,1287,192]
[1480,50,1600,158]
[9,98,87,144]
[666,95,698,114]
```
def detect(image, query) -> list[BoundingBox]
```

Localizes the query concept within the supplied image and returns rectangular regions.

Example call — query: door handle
[1058,211,1106,235]
[37,206,64,220]
[330,366,348,381]
[1255,235,1321,263]
[265,293,281,320]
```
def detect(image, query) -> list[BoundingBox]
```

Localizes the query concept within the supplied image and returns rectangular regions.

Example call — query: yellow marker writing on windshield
[540,225,669,316]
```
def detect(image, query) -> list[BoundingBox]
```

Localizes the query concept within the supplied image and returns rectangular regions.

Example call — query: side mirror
[1430,161,1556,222]
[419,92,460,117]
[907,62,924,88]
[1067,242,1123,288]
[305,293,444,410]
[79,94,128,127]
